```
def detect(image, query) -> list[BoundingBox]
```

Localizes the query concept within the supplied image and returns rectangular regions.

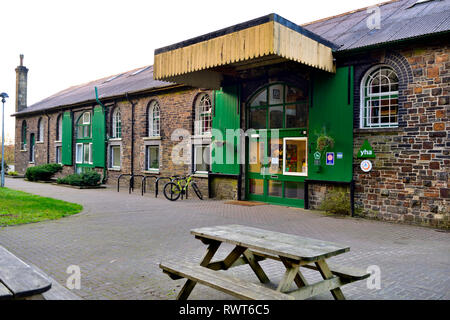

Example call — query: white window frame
[194,93,212,136]
[112,108,122,138]
[76,143,83,164]
[110,145,121,169]
[38,118,44,142]
[193,144,211,174]
[282,137,308,177]
[360,65,399,129]
[55,145,62,164]
[82,112,91,125]
[56,115,63,141]
[148,101,161,137]
[88,143,93,164]
[146,145,160,171]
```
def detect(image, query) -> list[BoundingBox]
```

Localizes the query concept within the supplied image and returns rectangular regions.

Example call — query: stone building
[14,0,449,228]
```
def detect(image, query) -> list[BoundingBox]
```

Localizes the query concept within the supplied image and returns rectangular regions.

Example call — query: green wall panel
[92,106,105,168]
[212,85,240,175]
[61,111,73,165]
[308,66,354,182]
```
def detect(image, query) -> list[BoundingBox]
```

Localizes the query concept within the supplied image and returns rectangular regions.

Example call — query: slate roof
[15,0,450,116]
[15,65,173,116]
[303,0,450,51]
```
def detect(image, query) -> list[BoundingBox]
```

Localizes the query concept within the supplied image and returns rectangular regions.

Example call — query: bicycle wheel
[190,182,203,200]
[163,182,181,201]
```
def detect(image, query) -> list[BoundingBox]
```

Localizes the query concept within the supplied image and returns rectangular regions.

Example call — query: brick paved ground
[0,178,449,300]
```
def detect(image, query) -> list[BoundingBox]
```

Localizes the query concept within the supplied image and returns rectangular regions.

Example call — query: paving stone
[0,178,449,300]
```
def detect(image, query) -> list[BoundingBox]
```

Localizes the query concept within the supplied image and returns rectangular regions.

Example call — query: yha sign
[357,140,376,159]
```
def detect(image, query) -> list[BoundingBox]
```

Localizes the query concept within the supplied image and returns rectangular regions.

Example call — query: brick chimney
[15,54,28,112]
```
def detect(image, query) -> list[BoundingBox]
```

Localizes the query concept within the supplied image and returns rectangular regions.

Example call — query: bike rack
[141,175,158,196]
[154,176,173,198]
[129,174,145,194]
[117,174,133,193]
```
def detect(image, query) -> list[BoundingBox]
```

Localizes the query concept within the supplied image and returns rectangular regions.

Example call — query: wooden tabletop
[191,225,350,262]
[0,246,52,299]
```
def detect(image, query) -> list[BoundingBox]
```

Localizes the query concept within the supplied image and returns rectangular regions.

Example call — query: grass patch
[0,187,83,227]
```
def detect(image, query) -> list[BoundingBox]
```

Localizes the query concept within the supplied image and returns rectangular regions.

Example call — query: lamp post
[0,92,9,188]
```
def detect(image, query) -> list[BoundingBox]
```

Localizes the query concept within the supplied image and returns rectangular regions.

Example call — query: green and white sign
[357,140,376,159]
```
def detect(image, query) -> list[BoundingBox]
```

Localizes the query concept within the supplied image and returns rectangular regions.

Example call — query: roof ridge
[301,0,400,26]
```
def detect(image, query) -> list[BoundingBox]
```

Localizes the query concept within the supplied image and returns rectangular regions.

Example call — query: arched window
[361,66,399,128]
[112,108,122,138]
[56,114,63,141]
[248,83,307,129]
[37,117,44,142]
[194,93,212,136]
[21,120,27,150]
[77,112,91,139]
[29,133,35,163]
[148,100,160,137]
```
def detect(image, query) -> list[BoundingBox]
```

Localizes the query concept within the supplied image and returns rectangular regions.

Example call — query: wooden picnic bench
[160,224,370,300]
[0,246,52,300]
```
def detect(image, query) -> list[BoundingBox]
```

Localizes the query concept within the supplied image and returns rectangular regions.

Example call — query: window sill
[54,140,62,143]
[20,149,27,152]
[36,141,44,144]
[108,167,121,171]
[109,138,122,142]
[193,172,208,178]
[354,127,400,134]
[143,136,161,141]
[142,170,160,174]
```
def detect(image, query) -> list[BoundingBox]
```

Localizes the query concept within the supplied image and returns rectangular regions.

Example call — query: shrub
[57,171,101,187]
[0,158,9,173]
[25,163,63,181]
[7,171,18,176]
[319,189,351,216]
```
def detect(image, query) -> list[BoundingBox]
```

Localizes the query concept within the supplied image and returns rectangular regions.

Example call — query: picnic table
[0,246,52,300]
[160,224,370,300]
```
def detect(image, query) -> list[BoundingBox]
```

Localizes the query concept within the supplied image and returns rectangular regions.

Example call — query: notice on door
[326,152,335,166]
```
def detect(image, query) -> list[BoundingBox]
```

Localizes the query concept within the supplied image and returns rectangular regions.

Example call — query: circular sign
[360,160,373,172]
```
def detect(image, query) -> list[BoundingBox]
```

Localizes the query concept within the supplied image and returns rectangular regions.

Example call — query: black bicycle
[163,175,203,201]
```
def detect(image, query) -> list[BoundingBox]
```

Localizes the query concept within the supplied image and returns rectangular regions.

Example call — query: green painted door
[309,66,354,182]
[245,82,309,207]
[212,85,240,175]
[61,111,73,165]
[246,129,306,207]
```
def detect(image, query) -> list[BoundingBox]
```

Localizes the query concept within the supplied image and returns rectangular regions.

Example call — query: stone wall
[309,41,449,228]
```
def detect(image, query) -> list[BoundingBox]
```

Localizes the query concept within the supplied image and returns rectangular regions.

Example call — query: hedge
[25,164,63,181]
[57,171,101,187]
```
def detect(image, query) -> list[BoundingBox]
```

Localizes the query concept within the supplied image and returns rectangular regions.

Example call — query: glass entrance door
[246,130,307,207]
[245,82,309,207]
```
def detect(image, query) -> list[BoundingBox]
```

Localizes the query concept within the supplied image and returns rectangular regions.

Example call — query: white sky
[0,0,386,144]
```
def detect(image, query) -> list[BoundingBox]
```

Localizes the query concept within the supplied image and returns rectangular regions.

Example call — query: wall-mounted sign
[360,160,373,172]
[337,152,343,159]
[314,151,321,160]
[326,152,335,166]
[358,140,376,159]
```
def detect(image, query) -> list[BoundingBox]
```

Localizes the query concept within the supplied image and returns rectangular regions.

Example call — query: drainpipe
[45,112,50,163]
[94,87,107,184]
[125,93,135,189]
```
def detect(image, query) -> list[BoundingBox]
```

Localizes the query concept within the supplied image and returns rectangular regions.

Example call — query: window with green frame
[361,66,399,128]
[248,83,308,129]
[77,112,92,139]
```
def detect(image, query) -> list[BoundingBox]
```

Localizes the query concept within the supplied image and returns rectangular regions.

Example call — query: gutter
[12,84,186,118]
[95,87,108,184]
